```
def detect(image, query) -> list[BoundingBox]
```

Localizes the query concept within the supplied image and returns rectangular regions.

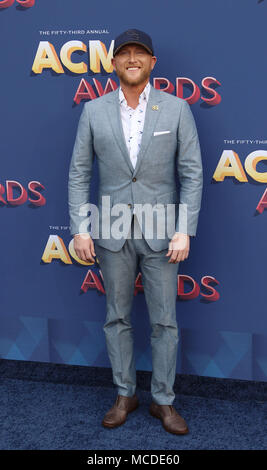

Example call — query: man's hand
[73,233,96,263]
[166,232,190,263]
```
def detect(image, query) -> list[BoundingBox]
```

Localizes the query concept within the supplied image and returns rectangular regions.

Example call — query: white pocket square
[153,131,171,136]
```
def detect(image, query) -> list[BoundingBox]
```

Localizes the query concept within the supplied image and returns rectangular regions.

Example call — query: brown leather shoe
[102,394,139,428]
[149,402,189,434]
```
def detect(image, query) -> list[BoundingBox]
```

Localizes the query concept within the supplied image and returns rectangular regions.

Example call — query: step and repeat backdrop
[0,0,266,382]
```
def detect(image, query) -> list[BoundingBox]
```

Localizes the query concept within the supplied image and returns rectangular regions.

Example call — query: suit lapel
[106,87,134,173]
[133,85,163,176]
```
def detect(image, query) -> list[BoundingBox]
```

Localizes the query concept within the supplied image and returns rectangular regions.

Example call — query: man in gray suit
[68,29,203,435]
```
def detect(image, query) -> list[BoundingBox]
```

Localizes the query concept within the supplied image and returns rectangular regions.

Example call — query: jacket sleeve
[68,102,94,236]
[176,99,203,237]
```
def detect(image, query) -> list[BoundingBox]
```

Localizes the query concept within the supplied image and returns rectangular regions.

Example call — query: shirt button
[132,177,137,182]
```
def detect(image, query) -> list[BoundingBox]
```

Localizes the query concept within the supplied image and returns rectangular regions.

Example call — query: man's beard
[116,67,151,87]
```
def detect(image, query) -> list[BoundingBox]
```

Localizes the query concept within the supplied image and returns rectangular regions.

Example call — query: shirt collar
[119,81,151,107]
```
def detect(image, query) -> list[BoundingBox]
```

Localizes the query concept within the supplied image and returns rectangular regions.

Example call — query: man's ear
[151,56,157,71]
[111,57,116,70]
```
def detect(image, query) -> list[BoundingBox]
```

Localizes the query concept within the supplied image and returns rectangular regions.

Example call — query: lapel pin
[152,105,159,110]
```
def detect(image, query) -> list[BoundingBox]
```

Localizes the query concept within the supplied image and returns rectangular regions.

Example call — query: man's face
[111,44,157,87]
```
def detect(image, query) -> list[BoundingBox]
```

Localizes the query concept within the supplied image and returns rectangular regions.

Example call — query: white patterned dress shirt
[119,81,151,218]
[119,81,151,170]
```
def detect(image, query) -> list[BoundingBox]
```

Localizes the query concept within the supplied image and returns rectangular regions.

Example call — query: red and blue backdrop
[0,0,266,382]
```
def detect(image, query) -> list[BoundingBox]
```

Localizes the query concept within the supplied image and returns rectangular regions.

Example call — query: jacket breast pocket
[153,131,172,138]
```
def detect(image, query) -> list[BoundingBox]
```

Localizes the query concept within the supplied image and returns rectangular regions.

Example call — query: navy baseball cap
[113,29,154,56]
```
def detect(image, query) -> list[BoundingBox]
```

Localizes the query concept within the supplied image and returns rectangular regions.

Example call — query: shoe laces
[116,395,122,406]
[116,395,129,410]
[116,395,126,404]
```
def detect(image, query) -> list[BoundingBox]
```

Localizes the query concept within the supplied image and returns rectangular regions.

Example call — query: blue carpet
[1,377,266,450]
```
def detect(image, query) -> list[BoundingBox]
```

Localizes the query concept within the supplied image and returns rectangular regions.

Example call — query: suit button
[128,203,132,208]
[132,177,137,182]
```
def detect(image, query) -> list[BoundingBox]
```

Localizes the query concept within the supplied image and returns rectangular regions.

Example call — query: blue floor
[1,377,266,450]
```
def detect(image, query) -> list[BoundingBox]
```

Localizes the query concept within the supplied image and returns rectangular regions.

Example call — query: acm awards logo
[0,180,45,206]
[0,0,35,8]
[41,234,220,301]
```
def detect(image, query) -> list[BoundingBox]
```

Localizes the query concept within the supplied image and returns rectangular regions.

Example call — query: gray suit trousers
[95,214,179,405]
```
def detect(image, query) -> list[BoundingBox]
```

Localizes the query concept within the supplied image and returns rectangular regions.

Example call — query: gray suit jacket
[68,84,203,251]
